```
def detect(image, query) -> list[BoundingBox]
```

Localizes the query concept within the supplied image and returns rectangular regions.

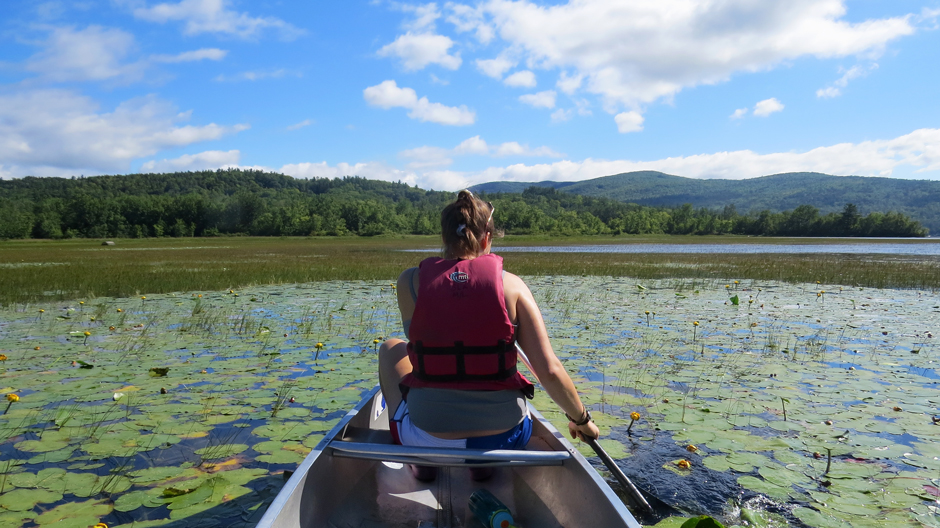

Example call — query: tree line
[0,170,927,239]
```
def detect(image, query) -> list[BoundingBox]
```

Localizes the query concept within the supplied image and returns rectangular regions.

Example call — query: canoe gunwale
[256,385,643,528]
[254,386,382,528]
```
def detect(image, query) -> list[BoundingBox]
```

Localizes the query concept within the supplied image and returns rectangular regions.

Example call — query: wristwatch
[565,409,593,426]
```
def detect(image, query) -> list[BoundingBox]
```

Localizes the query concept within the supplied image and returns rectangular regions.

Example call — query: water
[490,241,940,256]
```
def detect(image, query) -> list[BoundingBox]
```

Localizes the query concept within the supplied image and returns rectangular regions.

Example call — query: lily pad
[0,488,63,512]
[34,499,112,527]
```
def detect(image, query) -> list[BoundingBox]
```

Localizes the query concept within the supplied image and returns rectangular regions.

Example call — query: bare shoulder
[502,271,536,315]
[397,267,418,286]
[503,271,531,297]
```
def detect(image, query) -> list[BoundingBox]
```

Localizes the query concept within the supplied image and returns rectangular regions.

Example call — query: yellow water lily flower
[686,445,698,453]
[84,331,91,336]
[676,459,691,469]
[6,393,19,402]
[630,412,641,421]
[0,354,7,361]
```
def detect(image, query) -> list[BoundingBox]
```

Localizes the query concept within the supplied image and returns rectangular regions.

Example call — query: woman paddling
[378,190,600,480]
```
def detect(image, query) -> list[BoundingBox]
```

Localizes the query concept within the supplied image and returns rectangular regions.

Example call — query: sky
[1,0,939,190]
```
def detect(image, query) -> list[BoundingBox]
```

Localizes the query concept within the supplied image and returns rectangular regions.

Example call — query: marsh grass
[2,236,940,304]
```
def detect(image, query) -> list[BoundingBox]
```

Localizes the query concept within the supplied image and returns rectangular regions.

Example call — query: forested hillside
[0,170,927,238]
[472,171,940,234]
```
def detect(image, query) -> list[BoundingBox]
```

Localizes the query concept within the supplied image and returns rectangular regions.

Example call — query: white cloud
[214,69,299,82]
[550,108,573,123]
[614,111,644,133]
[378,32,461,71]
[447,3,495,44]
[817,63,878,98]
[131,0,302,39]
[920,7,940,29]
[429,73,449,85]
[140,149,240,172]
[363,80,475,126]
[753,98,785,117]
[475,56,515,79]
[493,142,561,157]
[286,119,313,131]
[454,136,490,155]
[816,87,842,98]
[519,90,556,109]
[399,2,442,32]
[556,71,583,95]
[0,89,248,176]
[730,108,749,119]
[504,70,536,88]
[399,135,562,169]
[575,99,592,116]
[409,128,940,189]
[151,48,227,63]
[218,128,940,192]
[25,25,144,83]
[446,0,916,113]
[400,146,453,169]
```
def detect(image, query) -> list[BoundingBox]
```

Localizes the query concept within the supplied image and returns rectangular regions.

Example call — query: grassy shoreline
[2,235,939,304]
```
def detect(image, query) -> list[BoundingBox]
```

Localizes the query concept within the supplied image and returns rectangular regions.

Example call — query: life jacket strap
[413,339,517,382]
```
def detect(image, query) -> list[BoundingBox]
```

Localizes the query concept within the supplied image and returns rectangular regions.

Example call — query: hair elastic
[456,223,466,236]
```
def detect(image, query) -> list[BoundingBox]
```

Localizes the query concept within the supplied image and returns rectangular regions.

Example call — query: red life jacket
[401,254,533,394]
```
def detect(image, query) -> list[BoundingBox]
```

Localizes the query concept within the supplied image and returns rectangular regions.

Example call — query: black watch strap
[566,409,592,426]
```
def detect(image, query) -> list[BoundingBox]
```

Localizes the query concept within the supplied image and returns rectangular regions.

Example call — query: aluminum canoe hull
[256,386,642,528]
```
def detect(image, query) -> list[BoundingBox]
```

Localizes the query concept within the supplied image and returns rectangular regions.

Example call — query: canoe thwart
[328,440,571,467]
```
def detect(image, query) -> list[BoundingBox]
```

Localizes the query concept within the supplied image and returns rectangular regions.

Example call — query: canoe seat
[328,441,571,467]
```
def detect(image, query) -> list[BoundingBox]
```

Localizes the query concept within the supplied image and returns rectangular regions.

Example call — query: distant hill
[0,170,928,239]
[471,171,940,234]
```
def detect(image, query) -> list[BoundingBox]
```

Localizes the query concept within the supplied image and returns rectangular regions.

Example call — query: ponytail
[441,190,496,259]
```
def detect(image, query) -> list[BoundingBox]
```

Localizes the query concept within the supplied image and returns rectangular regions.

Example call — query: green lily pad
[34,499,112,527]
[0,488,63,512]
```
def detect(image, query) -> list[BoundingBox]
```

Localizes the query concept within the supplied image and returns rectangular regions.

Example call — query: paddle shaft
[584,436,653,514]
[515,344,654,515]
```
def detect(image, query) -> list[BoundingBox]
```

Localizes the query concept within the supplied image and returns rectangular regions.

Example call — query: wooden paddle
[514,344,654,515]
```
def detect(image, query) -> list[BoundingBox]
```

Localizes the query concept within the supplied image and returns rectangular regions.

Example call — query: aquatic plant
[1,276,939,527]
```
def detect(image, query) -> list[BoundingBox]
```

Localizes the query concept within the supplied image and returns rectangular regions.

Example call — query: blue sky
[1,0,939,190]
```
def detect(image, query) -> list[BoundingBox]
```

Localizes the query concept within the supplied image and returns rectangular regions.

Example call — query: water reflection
[488,242,940,255]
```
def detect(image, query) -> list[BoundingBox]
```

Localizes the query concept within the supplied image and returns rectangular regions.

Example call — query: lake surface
[3,277,939,527]
[491,241,940,256]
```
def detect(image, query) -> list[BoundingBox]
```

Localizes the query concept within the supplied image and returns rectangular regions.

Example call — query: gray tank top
[407,387,527,433]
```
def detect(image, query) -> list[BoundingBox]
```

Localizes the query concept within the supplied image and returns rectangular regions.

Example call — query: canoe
[256,386,642,528]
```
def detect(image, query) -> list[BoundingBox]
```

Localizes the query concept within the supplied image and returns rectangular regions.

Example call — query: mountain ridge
[471,171,940,234]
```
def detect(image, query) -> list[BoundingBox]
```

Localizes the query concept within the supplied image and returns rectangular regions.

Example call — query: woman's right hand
[568,419,600,442]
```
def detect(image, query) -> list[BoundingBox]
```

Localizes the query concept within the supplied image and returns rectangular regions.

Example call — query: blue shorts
[389,400,532,450]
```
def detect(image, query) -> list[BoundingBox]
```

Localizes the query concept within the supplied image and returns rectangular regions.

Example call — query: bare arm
[504,273,600,441]
[396,267,418,336]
